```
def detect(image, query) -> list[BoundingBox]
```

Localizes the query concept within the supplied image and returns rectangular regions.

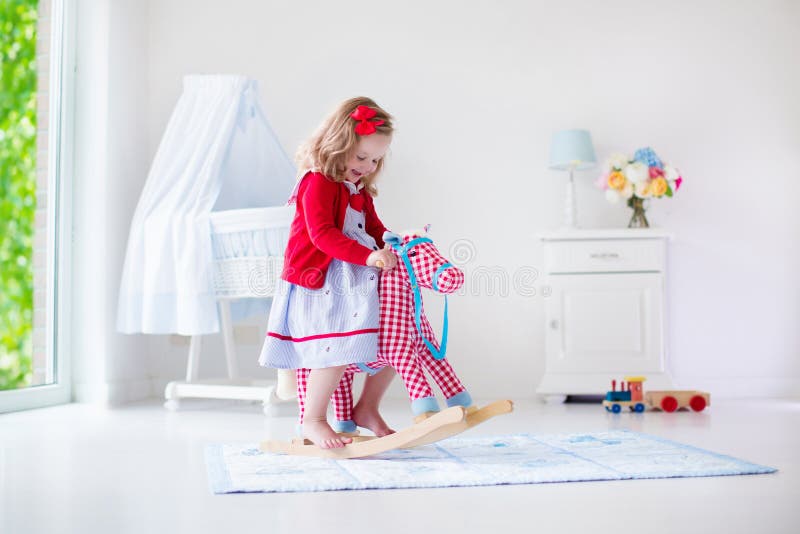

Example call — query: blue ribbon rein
[394,239,450,360]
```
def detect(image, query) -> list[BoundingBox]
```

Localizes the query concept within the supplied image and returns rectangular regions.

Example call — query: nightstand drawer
[545,239,665,273]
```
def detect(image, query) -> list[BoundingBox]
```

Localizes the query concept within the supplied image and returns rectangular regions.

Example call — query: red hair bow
[350,105,385,136]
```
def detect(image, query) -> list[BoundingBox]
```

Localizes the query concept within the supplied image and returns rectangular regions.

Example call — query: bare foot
[352,405,396,437]
[303,419,353,449]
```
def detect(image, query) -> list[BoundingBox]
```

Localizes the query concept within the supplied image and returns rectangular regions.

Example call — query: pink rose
[649,166,664,178]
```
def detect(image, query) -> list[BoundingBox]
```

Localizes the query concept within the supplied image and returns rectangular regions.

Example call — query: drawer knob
[549,319,559,330]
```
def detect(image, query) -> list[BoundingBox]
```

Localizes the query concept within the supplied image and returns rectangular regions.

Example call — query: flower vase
[627,197,649,228]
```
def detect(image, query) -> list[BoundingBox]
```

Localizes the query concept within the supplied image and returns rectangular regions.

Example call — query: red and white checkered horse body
[295,231,471,425]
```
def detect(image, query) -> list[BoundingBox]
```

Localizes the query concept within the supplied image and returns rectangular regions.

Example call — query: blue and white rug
[205,430,776,494]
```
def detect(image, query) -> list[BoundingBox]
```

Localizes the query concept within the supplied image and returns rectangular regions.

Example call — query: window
[0,0,73,413]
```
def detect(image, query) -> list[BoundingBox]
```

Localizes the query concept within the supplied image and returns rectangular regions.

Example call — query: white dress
[258,180,381,369]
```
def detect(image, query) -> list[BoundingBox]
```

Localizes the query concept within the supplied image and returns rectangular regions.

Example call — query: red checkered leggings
[295,343,466,424]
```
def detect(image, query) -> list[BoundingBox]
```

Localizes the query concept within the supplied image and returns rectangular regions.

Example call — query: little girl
[259,97,398,449]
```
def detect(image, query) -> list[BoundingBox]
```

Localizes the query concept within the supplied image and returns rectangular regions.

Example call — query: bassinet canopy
[117,75,295,335]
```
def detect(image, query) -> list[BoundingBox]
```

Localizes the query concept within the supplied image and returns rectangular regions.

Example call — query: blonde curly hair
[295,96,393,197]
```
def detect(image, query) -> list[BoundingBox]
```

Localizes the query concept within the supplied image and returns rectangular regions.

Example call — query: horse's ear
[383,231,402,246]
[424,224,432,234]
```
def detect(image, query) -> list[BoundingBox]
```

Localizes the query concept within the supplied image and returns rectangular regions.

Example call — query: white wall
[84,0,799,401]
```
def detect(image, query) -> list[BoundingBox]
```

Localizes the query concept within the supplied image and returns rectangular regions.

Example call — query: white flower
[624,162,649,184]
[605,189,622,203]
[605,153,629,172]
[621,181,634,199]
[635,181,652,198]
[664,165,679,181]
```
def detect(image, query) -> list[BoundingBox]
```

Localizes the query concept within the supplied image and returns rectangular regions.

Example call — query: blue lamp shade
[549,129,597,171]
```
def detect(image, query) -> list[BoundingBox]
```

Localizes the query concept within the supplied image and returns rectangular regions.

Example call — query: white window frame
[0,0,75,413]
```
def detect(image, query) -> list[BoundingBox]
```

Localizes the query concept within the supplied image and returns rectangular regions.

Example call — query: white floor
[1,396,798,534]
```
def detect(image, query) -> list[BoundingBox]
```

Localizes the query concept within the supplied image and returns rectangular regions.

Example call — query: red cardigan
[282,171,388,289]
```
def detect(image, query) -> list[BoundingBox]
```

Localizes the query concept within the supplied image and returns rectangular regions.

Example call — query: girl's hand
[367,248,397,271]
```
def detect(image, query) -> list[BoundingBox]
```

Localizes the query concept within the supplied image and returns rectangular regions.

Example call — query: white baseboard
[72,378,156,406]
[670,376,800,399]
[73,375,800,407]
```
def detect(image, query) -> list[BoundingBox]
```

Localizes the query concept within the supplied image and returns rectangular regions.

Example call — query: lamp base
[563,170,577,228]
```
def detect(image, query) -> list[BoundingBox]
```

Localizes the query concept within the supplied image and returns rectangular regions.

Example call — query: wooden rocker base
[259,399,513,459]
[400,399,513,449]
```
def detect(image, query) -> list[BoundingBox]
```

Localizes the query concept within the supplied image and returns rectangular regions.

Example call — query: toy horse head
[383,228,464,294]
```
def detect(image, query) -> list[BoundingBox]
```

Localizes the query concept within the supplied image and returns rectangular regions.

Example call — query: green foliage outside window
[0,0,38,390]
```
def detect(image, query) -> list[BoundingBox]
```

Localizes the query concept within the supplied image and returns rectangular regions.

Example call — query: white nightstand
[536,228,674,403]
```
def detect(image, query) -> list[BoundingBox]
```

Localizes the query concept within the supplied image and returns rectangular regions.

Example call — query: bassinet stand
[163,237,297,416]
[163,303,295,415]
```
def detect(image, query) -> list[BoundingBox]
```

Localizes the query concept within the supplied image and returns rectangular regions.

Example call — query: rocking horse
[261,228,513,458]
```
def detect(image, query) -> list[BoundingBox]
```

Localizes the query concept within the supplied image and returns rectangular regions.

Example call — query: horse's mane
[397,228,428,239]
[383,229,427,281]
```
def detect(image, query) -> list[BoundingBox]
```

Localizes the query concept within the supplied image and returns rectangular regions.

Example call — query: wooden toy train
[603,376,710,413]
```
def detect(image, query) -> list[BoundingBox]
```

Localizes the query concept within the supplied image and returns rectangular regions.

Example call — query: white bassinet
[164,206,297,414]
[210,206,292,298]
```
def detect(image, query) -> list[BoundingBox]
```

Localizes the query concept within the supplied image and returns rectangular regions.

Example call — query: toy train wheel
[689,395,707,412]
[611,404,621,414]
[660,396,679,412]
[634,403,645,413]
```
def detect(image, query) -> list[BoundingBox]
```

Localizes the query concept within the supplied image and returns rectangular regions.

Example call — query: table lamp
[549,129,597,228]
